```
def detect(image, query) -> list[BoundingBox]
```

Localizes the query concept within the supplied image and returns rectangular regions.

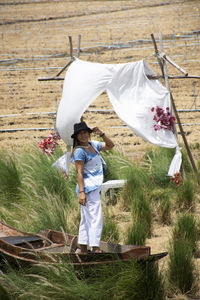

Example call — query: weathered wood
[158,32,170,90]
[69,35,73,58]
[151,33,164,78]
[38,76,65,81]
[170,93,198,175]
[157,32,198,176]
[55,59,74,77]
[38,74,200,82]
[147,75,200,80]
[161,54,188,76]
[0,222,167,267]
[77,34,81,58]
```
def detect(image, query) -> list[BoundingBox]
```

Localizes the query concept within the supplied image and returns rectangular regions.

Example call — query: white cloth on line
[78,188,103,247]
[56,58,182,176]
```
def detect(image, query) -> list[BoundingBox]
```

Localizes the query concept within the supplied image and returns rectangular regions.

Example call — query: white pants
[78,188,103,247]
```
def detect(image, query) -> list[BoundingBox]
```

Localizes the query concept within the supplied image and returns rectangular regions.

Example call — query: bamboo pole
[161,54,188,76]
[151,33,164,78]
[156,32,198,176]
[77,34,81,58]
[54,36,74,77]
[69,35,73,58]
[55,60,74,77]
[38,74,200,82]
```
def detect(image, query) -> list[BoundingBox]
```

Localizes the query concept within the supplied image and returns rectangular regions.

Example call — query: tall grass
[101,209,119,243]
[126,220,147,245]
[143,147,174,187]
[0,258,165,300]
[176,178,196,211]
[131,190,152,236]
[0,144,199,298]
[102,149,135,182]
[150,189,172,225]
[20,147,76,206]
[121,166,151,211]
[168,239,197,294]
[168,213,198,294]
[173,214,198,255]
[0,151,21,206]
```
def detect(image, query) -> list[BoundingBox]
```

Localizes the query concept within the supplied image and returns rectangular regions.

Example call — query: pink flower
[151,106,175,131]
[38,129,60,155]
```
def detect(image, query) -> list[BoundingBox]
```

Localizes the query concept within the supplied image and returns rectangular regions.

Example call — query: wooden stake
[69,35,73,58]
[161,54,188,76]
[55,59,74,77]
[156,32,198,176]
[38,74,200,82]
[151,33,164,78]
[77,35,81,58]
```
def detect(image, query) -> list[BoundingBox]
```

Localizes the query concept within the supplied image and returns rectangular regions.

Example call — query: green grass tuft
[168,239,197,294]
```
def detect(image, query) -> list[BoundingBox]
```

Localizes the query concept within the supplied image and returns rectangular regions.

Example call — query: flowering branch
[38,129,61,155]
[151,106,175,131]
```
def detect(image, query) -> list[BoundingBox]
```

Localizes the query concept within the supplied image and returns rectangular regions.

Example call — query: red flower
[38,129,61,155]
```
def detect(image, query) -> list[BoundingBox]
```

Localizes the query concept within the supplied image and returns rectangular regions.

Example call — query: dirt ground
[0,0,200,155]
[0,0,200,297]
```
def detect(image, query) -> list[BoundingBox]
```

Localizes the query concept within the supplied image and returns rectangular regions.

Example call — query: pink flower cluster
[151,106,175,131]
[38,130,61,155]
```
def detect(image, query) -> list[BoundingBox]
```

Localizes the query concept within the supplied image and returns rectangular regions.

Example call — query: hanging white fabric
[56,58,182,176]
[52,146,71,175]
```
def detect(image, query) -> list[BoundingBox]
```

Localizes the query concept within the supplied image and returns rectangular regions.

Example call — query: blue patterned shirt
[71,141,104,194]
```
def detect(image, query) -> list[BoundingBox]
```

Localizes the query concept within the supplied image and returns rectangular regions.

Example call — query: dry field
[0,0,200,159]
[0,1,200,297]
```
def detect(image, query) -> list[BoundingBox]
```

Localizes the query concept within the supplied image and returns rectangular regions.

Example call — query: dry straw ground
[0,0,200,158]
[0,0,200,297]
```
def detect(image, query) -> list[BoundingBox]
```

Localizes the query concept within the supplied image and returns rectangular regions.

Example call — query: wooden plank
[0,236,42,246]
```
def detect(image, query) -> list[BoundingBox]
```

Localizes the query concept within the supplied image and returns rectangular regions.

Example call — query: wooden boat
[0,221,167,267]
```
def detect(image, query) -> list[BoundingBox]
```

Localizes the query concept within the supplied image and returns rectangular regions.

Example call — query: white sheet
[56,58,181,176]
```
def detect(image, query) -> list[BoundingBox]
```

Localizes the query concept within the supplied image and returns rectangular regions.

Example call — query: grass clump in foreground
[173,213,199,255]
[0,152,21,206]
[176,178,196,211]
[0,258,165,300]
[0,145,199,298]
[168,239,198,295]
[168,214,199,295]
